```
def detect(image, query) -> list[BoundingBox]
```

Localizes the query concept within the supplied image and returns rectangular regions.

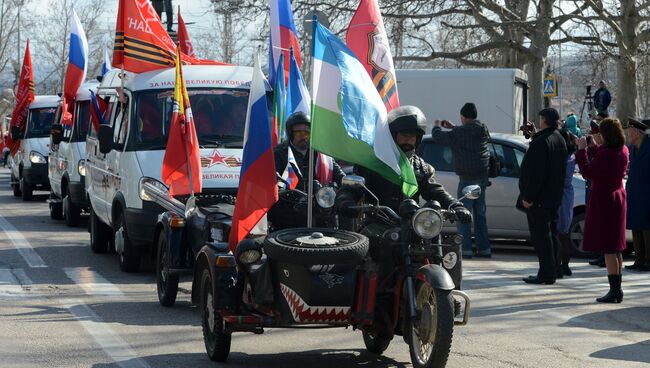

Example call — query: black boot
[596,274,623,303]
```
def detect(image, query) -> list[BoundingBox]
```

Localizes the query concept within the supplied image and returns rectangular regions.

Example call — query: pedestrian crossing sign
[543,77,557,97]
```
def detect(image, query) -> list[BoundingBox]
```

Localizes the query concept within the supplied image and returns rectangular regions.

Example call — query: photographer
[518,108,568,285]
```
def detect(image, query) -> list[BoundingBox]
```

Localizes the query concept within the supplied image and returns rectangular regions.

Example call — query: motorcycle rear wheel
[408,284,454,368]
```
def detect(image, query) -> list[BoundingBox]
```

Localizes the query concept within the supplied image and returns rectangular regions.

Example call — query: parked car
[48,81,99,226]
[9,95,61,201]
[417,133,592,255]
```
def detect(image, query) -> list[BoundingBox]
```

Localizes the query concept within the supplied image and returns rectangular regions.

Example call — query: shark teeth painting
[280,283,351,323]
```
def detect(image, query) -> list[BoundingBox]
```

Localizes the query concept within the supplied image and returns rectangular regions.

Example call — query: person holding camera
[518,108,568,285]
[576,118,629,303]
[432,102,491,258]
[624,118,650,272]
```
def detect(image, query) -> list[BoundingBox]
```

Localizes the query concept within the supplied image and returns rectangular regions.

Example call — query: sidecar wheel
[264,228,369,264]
[201,268,231,361]
[363,330,391,354]
[408,284,454,368]
[156,231,179,307]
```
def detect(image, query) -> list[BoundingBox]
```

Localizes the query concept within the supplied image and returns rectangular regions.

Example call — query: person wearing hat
[624,118,650,271]
[593,80,612,114]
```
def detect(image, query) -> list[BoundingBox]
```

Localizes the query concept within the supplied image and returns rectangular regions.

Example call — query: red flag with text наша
[346,0,400,111]
[177,6,195,57]
[161,47,203,197]
[7,40,35,155]
[113,0,224,73]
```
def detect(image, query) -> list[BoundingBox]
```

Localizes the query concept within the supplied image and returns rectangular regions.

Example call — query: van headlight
[77,159,86,177]
[315,186,336,209]
[411,208,443,239]
[138,177,169,201]
[29,151,47,164]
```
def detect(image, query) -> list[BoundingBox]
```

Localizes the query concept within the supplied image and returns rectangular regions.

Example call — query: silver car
[417,133,591,255]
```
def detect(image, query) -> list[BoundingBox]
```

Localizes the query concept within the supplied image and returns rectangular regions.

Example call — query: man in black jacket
[519,108,568,284]
[431,102,491,258]
[340,106,472,222]
[593,80,612,115]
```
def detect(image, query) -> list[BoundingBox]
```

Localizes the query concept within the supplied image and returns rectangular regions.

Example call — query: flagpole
[307,147,314,228]
[178,52,194,198]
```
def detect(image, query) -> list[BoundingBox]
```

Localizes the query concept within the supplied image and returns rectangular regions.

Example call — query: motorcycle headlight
[77,159,86,177]
[411,208,443,239]
[138,177,169,201]
[29,151,46,164]
[315,186,336,209]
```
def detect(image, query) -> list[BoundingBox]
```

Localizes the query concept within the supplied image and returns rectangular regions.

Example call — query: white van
[10,95,61,200]
[87,65,256,272]
[48,81,99,226]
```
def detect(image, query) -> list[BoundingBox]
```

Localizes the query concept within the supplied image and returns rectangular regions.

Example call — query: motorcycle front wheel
[408,283,454,368]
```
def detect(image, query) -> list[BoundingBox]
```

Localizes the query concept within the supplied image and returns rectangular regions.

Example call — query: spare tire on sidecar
[260,228,370,325]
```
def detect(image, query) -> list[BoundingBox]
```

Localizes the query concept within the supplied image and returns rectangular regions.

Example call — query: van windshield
[72,101,91,142]
[25,107,57,138]
[130,89,251,151]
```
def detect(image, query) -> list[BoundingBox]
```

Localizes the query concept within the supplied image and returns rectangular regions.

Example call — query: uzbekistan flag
[346,0,400,111]
[269,0,301,85]
[62,8,88,126]
[272,53,285,146]
[228,52,278,250]
[161,47,203,196]
[7,40,35,155]
[177,6,195,57]
[310,22,417,197]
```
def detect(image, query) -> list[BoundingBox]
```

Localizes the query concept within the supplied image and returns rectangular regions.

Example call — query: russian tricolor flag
[269,0,301,86]
[228,52,278,250]
[282,147,300,190]
[64,9,88,102]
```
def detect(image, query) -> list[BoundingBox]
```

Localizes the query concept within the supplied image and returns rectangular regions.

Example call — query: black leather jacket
[273,142,345,191]
[344,153,458,213]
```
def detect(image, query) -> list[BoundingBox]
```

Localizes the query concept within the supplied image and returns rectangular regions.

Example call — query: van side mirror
[11,126,22,141]
[51,124,64,145]
[98,125,113,154]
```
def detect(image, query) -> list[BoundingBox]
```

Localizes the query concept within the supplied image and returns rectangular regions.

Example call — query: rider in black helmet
[340,105,472,223]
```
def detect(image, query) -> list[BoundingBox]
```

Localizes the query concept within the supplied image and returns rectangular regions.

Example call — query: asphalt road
[0,167,648,368]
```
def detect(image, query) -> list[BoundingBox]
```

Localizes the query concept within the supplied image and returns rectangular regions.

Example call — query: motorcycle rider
[269,111,345,229]
[338,105,472,224]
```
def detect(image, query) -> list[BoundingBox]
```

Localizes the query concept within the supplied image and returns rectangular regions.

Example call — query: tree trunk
[526,56,546,121]
[616,54,639,120]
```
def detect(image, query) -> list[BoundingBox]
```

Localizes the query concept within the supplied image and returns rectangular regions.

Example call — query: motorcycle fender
[191,244,241,309]
[156,212,186,269]
[415,264,455,291]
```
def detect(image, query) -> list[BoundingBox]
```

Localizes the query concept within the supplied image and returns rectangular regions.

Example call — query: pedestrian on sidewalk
[432,102,491,259]
[556,127,578,278]
[587,117,608,268]
[519,108,568,285]
[575,118,629,303]
[624,118,650,272]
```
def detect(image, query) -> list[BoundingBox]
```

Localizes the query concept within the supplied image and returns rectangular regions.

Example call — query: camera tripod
[579,85,596,128]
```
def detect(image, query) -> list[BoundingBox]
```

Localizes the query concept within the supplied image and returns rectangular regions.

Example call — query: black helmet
[285,111,310,138]
[388,105,427,145]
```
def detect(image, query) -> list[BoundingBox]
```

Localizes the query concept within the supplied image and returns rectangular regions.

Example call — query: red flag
[113,0,224,73]
[176,6,195,57]
[161,47,203,196]
[346,0,400,111]
[7,40,35,155]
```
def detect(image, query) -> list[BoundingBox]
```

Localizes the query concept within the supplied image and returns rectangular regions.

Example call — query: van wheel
[64,192,81,227]
[49,192,63,220]
[115,212,140,272]
[11,174,21,197]
[90,207,111,254]
[20,178,33,201]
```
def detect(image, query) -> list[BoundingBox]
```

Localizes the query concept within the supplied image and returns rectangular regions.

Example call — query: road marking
[63,299,151,368]
[0,213,47,268]
[0,268,25,295]
[63,267,123,296]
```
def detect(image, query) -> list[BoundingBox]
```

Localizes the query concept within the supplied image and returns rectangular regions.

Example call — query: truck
[396,68,528,134]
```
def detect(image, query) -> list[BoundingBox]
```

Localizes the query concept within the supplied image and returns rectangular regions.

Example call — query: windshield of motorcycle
[25,107,56,138]
[128,89,256,151]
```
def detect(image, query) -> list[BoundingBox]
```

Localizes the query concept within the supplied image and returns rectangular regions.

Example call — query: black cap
[460,103,477,119]
[628,118,649,131]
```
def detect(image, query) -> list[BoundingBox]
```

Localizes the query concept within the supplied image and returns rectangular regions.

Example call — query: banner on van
[113,0,225,73]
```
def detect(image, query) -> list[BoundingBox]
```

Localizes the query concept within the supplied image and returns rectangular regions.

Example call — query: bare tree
[0,0,31,85]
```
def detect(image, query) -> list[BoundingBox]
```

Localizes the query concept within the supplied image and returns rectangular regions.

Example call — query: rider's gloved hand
[451,203,472,224]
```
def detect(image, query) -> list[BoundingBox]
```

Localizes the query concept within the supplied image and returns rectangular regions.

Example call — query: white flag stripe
[311,59,342,114]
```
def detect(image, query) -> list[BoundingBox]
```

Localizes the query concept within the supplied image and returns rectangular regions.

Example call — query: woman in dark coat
[576,118,629,303]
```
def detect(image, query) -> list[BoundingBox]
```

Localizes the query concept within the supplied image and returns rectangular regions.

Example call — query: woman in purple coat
[576,118,629,303]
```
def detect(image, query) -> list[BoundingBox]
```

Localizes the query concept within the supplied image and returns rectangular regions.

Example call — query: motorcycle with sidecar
[147,175,478,368]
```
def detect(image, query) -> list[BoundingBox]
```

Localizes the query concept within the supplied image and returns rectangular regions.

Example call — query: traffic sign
[543,77,557,97]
